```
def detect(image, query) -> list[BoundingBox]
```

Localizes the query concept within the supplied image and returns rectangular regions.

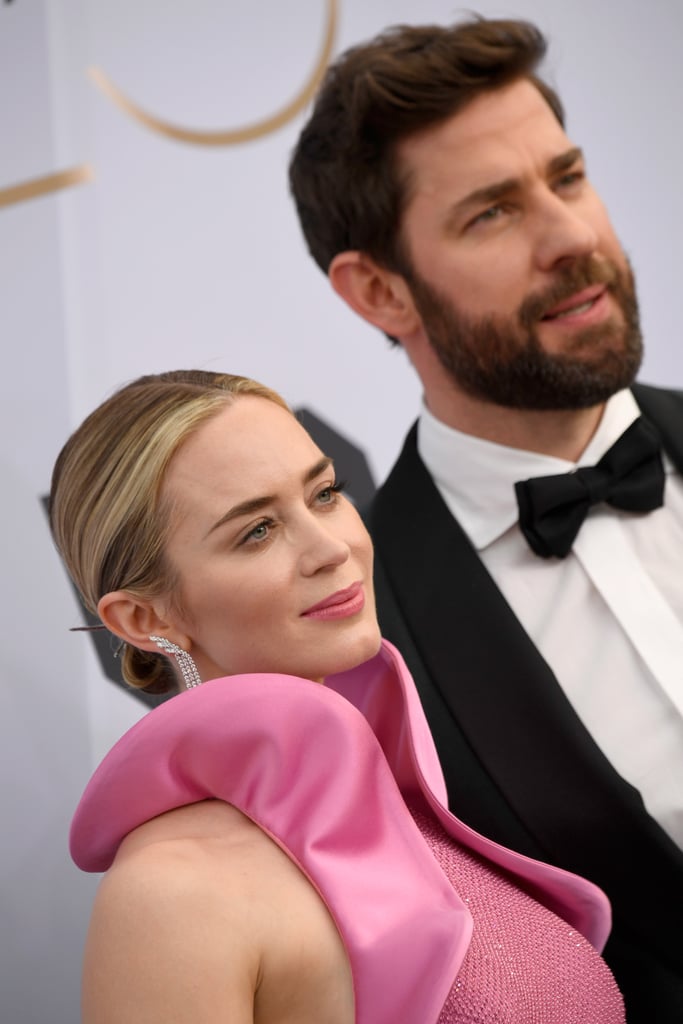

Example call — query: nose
[532,192,599,273]
[298,516,351,577]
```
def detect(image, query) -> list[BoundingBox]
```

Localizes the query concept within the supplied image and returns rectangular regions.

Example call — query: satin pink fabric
[70,641,612,1024]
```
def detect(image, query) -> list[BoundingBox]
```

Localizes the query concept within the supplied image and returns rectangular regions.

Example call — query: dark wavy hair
[290,17,563,275]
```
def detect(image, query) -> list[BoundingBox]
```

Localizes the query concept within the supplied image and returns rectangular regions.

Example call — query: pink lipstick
[301,582,365,620]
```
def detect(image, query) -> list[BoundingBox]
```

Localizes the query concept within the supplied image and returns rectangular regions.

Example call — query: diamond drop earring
[149,635,203,689]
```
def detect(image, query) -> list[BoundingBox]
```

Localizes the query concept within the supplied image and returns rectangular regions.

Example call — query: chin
[314,625,383,682]
[337,626,383,675]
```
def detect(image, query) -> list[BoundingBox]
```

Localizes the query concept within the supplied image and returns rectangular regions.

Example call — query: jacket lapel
[633,382,683,468]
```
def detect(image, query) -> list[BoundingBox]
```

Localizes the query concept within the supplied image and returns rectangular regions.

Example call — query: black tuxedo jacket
[368,383,683,1021]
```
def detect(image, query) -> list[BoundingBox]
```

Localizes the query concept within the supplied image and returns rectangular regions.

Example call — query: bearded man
[290,17,683,1021]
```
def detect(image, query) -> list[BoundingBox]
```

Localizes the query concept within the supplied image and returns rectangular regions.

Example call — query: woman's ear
[97,591,191,654]
[329,251,421,340]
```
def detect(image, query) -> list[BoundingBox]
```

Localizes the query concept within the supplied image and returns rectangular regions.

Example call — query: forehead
[397,79,572,207]
[165,397,322,508]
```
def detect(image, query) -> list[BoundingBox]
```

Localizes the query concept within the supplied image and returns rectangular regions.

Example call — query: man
[289,17,683,1020]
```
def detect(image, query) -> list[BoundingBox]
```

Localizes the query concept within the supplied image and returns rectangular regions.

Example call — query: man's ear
[329,251,421,340]
[97,591,191,654]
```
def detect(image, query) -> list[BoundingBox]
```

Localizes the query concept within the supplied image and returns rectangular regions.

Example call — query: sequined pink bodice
[411,807,625,1024]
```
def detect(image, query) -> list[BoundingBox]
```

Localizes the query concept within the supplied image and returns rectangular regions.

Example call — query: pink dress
[71,641,624,1023]
[411,805,624,1022]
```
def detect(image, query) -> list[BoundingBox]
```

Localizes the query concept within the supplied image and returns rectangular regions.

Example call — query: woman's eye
[240,520,272,545]
[317,481,346,505]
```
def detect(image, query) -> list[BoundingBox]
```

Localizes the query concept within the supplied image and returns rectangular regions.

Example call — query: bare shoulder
[82,801,354,1024]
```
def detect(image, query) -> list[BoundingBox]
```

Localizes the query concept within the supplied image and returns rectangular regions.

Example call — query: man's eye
[556,170,584,190]
[470,205,505,228]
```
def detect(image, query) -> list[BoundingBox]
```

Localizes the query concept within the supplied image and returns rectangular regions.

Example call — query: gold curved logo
[0,164,94,210]
[88,0,337,146]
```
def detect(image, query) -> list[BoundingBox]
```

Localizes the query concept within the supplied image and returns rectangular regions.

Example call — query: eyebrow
[445,146,584,226]
[204,456,334,538]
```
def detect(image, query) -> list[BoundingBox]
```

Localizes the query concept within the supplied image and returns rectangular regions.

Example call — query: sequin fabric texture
[410,807,626,1024]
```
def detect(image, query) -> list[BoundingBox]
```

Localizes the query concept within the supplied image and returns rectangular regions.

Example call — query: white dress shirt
[418,388,683,848]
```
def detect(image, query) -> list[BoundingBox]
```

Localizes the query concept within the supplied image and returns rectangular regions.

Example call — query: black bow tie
[515,417,665,559]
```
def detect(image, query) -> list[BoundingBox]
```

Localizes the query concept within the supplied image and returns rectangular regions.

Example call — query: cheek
[361,532,375,570]
[345,508,373,558]
[588,197,624,254]
[448,260,526,321]
[174,571,241,630]
[603,228,628,265]
[441,239,529,307]
[469,269,520,310]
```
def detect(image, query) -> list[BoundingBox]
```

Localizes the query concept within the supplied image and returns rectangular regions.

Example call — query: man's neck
[424,383,606,463]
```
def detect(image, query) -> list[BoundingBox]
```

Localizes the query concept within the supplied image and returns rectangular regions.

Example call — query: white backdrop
[2,1,681,1020]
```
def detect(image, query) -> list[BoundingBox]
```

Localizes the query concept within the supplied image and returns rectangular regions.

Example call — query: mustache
[519,258,621,328]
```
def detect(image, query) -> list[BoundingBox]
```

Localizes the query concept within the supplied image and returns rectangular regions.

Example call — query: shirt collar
[417,389,642,550]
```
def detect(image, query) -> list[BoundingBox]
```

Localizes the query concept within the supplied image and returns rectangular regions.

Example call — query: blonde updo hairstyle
[49,370,290,693]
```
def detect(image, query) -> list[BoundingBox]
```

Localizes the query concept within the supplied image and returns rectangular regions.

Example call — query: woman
[50,370,624,1023]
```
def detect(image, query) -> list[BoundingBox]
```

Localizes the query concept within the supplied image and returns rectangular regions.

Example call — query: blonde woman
[51,370,624,1023]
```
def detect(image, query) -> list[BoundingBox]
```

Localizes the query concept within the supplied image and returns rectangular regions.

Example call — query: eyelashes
[325,479,348,497]
[238,479,349,548]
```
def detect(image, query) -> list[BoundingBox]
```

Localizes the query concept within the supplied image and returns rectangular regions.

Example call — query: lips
[301,581,365,619]
[542,285,606,321]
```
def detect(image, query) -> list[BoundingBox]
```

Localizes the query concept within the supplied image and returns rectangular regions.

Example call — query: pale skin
[82,802,355,1024]
[330,79,633,462]
[87,399,381,1022]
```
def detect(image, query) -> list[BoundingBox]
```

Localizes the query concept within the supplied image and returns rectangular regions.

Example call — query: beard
[403,255,643,410]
